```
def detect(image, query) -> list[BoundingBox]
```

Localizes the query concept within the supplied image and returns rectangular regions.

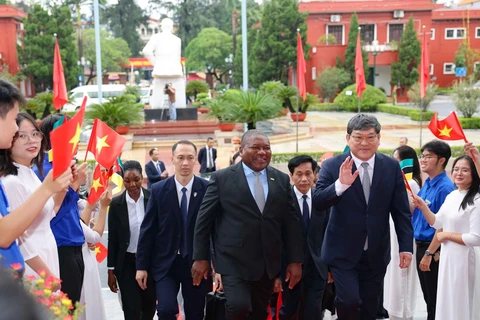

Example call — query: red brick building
[299,0,480,96]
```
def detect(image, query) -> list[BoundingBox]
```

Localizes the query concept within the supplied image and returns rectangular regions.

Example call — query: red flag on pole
[428,112,466,141]
[355,33,367,98]
[88,164,107,204]
[53,37,68,110]
[420,30,430,99]
[297,32,307,101]
[95,242,108,263]
[50,96,87,179]
[86,119,127,169]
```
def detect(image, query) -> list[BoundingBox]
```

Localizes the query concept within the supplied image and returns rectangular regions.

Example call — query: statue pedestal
[150,77,186,109]
[214,130,243,147]
[122,133,134,151]
[288,121,311,134]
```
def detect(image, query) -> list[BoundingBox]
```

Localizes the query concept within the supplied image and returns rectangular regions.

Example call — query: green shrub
[308,103,342,112]
[334,84,387,112]
[459,117,480,129]
[377,104,434,121]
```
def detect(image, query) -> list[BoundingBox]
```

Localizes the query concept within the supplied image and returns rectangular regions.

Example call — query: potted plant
[186,80,209,102]
[260,82,296,116]
[193,92,210,113]
[289,93,320,122]
[85,94,144,134]
[205,95,237,131]
[228,90,283,130]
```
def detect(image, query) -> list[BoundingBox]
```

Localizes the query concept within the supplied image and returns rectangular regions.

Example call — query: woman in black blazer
[107,160,156,320]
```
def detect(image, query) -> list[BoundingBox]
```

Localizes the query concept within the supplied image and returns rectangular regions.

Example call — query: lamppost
[225,53,234,88]
[364,39,385,87]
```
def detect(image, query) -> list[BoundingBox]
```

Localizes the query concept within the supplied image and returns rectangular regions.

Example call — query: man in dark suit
[145,148,168,188]
[107,160,157,320]
[272,155,329,320]
[197,137,217,174]
[313,114,413,320]
[136,140,211,320]
[192,130,303,320]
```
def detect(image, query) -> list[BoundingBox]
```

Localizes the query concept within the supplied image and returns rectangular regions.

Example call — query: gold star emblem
[91,178,103,192]
[96,135,110,154]
[438,125,453,137]
[69,123,81,154]
[94,246,101,255]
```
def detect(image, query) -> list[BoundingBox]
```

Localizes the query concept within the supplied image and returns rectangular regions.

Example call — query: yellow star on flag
[96,135,110,154]
[69,123,81,154]
[91,178,103,192]
[438,125,453,137]
[94,246,101,255]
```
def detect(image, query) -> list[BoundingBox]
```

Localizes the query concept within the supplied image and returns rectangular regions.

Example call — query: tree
[102,0,146,56]
[390,17,421,93]
[18,4,79,92]
[249,0,308,87]
[407,83,437,112]
[186,80,209,100]
[452,77,480,118]
[185,28,232,83]
[454,42,480,77]
[316,66,351,102]
[79,29,131,85]
[342,13,369,85]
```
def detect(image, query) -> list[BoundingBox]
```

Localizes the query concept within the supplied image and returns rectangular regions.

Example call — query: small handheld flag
[428,112,466,141]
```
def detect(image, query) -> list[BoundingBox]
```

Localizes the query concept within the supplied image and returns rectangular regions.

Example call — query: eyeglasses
[14,131,43,144]
[349,134,378,144]
[419,154,437,161]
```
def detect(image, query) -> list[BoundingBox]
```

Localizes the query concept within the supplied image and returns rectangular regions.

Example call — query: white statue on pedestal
[143,18,186,112]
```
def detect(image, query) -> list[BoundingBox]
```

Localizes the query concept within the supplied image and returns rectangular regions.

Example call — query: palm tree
[228,90,282,129]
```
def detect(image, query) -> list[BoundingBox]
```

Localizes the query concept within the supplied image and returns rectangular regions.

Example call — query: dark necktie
[302,194,309,229]
[361,162,370,250]
[156,163,161,175]
[180,187,188,257]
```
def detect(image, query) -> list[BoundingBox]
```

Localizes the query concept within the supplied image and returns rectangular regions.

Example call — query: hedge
[459,117,480,129]
[271,145,474,163]
[334,84,387,112]
[377,104,434,121]
[308,103,342,112]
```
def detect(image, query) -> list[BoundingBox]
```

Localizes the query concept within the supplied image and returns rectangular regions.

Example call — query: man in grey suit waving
[192,130,303,320]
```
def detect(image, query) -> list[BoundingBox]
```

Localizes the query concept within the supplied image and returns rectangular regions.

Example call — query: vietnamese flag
[420,30,430,99]
[94,242,108,263]
[355,33,367,98]
[50,96,87,179]
[88,164,107,204]
[428,112,466,141]
[296,32,307,101]
[53,37,68,110]
[86,119,126,169]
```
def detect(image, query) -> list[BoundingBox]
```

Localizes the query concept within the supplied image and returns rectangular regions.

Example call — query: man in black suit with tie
[313,114,413,320]
[197,137,217,174]
[192,129,303,320]
[273,155,328,320]
[145,148,168,188]
[136,140,211,320]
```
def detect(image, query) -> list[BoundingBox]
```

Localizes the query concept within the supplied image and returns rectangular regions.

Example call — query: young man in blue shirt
[0,79,72,277]
[413,140,455,320]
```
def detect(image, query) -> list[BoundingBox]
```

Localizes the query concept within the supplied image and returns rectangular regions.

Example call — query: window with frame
[312,67,317,80]
[360,24,375,43]
[388,24,403,42]
[443,63,455,74]
[475,62,480,71]
[445,28,466,39]
[327,25,343,45]
[431,28,435,40]
[476,27,480,38]
[430,64,434,75]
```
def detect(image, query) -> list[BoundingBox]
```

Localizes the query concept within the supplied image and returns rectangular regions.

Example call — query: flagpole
[296,29,301,153]
[419,99,423,148]
[93,0,103,103]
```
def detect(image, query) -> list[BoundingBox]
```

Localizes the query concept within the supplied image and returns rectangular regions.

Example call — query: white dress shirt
[293,186,312,218]
[126,190,145,253]
[175,176,195,211]
[335,153,375,195]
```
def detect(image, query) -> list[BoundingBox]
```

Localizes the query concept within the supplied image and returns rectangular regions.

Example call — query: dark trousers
[155,254,211,320]
[330,251,387,320]
[278,254,327,320]
[222,270,275,320]
[416,242,439,320]
[58,246,84,305]
[117,253,156,320]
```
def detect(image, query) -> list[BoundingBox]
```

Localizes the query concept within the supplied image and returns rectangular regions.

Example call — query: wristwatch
[425,250,435,256]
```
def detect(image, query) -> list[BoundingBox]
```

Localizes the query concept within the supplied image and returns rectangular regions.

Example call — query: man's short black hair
[288,155,318,174]
[346,114,381,135]
[421,140,452,169]
[206,137,214,142]
[240,129,269,147]
[149,148,158,156]
[0,79,26,119]
[123,160,143,176]
[172,140,197,154]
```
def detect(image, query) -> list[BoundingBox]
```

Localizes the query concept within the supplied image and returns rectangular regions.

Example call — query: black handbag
[205,291,226,320]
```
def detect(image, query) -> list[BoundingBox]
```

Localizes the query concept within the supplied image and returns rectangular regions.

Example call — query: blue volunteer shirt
[33,155,85,247]
[0,181,25,272]
[412,171,455,241]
